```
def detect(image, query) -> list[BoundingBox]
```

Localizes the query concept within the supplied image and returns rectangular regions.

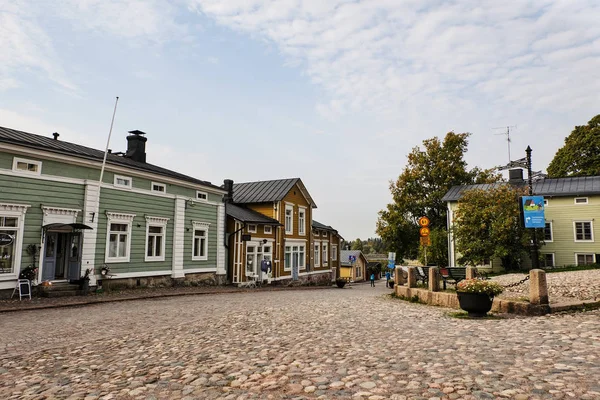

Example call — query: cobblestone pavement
[492,269,600,303]
[1,283,600,400]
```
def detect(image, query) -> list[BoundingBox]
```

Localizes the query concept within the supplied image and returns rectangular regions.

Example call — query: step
[42,289,87,298]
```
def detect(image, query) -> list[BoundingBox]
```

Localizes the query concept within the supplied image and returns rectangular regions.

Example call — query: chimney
[223,179,234,203]
[125,130,147,163]
[52,132,60,140]
[508,169,524,184]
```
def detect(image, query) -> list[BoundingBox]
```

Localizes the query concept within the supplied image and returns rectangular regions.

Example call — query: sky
[1,0,600,241]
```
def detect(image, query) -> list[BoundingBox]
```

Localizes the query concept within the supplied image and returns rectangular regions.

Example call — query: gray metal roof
[0,125,223,191]
[232,178,316,207]
[442,176,600,202]
[225,204,281,225]
[312,220,334,231]
[340,250,365,266]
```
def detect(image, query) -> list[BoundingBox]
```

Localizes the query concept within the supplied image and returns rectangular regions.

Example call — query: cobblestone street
[1,283,599,400]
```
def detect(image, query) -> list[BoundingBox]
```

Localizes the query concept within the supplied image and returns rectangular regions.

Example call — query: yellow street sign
[419,227,430,237]
[418,216,430,227]
[420,236,431,246]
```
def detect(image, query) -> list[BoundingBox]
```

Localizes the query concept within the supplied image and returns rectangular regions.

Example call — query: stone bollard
[530,269,549,305]
[407,266,417,288]
[395,266,405,286]
[428,267,439,292]
[466,266,477,279]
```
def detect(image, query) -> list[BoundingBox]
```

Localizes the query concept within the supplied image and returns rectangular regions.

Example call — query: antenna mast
[493,125,516,162]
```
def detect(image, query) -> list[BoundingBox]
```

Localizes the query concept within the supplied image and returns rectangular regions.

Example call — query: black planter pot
[457,292,494,317]
[336,280,346,288]
[388,281,395,289]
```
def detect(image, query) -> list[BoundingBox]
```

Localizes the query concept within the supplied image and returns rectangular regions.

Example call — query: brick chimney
[125,130,147,163]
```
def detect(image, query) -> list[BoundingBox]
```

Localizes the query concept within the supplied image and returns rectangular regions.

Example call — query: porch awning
[43,223,94,231]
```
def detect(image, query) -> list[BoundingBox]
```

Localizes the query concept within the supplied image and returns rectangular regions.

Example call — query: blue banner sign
[387,261,395,269]
[522,196,545,228]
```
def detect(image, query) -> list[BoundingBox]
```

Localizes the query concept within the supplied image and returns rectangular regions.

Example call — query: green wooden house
[0,126,227,294]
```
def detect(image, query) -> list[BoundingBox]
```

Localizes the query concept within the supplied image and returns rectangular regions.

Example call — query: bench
[440,267,467,289]
[416,266,429,286]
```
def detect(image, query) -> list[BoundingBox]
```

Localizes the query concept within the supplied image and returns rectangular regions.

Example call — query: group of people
[370,270,393,287]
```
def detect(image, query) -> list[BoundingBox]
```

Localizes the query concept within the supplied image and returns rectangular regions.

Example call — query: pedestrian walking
[385,271,391,287]
[370,273,375,287]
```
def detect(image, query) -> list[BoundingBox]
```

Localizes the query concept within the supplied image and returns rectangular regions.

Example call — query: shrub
[456,279,503,296]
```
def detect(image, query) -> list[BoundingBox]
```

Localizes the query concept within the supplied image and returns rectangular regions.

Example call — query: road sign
[387,261,395,269]
[420,236,431,246]
[419,227,430,237]
[348,255,357,263]
[521,196,545,228]
[418,216,430,227]
[388,252,396,261]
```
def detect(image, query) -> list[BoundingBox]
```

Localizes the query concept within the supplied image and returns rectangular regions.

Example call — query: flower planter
[457,292,494,317]
[388,280,395,289]
[336,280,346,288]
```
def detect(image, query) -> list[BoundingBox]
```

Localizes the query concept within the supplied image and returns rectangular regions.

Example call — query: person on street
[370,273,375,287]
[385,271,391,287]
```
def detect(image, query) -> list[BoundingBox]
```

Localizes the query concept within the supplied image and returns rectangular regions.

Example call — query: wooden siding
[183,203,220,269]
[247,203,276,219]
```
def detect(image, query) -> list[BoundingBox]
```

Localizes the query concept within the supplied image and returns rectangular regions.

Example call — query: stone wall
[272,272,332,287]
[100,272,222,290]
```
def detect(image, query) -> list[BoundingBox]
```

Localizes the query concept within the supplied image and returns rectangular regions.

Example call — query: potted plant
[79,268,92,294]
[456,279,503,317]
[19,265,38,282]
[388,278,395,289]
[335,277,347,288]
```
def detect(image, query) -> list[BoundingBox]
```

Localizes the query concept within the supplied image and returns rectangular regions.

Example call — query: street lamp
[526,146,540,269]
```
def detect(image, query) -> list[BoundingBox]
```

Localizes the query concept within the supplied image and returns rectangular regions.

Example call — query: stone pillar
[529,269,549,305]
[428,267,439,292]
[395,266,404,286]
[466,266,477,279]
[407,266,417,288]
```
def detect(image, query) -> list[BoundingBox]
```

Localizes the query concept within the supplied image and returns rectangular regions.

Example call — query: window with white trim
[576,253,595,266]
[105,213,135,263]
[542,253,555,268]
[196,191,208,201]
[299,245,305,269]
[332,244,338,261]
[0,216,19,275]
[12,157,41,175]
[285,205,293,235]
[151,182,166,193]
[355,265,362,278]
[192,222,210,260]
[314,242,320,267]
[322,231,328,238]
[114,175,132,188]
[544,222,553,242]
[574,221,593,241]
[145,217,168,262]
[543,199,549,206]
[264,225,272,234]
[298,209,306,235]
[574,197,588,205]
[247,224,257,233]
[284,246,291,270]
[322,243,328,266]
[284,244,305,270]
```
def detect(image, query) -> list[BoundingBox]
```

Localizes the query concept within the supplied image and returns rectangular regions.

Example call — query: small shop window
[151,182,166,193]
[0,217,19,274]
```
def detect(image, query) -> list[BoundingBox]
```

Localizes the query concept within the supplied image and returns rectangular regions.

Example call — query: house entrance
[42,232,82,282]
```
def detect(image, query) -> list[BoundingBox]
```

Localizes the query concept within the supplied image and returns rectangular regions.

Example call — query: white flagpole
[98,96,119,186]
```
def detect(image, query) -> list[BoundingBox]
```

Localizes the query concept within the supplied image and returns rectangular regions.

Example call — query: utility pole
[526,146,540,269]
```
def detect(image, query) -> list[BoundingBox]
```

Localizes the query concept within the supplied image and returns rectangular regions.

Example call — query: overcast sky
[1,1,599,240]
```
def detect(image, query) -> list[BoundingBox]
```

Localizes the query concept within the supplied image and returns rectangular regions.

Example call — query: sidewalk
[0,284,333,313]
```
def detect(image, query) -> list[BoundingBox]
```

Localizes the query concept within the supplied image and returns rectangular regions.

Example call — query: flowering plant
[19,265,38,281]
[456,279,503,296]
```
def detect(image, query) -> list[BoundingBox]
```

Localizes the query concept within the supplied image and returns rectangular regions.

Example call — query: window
[576,254,595,266]
[151,182,166,193]
[284,246,291,270]
[0,216,19,275]
[264,225,272,234]
[355,265,362,278]
[13,157,41,175]
[114,175,132,188]
[543,199,549,206]
[332,245,338,261]
[574,197,588,205]
[322,231,328,238]
[542,253,555,268]
[574,221,593,241]
[299,245,305,269]
[298,208,306,235]
[314,242,320,267]
[322,243,328,266]
[247,224,257,233]
[192,222,210,260]
[285,205,293,234]
[544,222,553,242]
[284,244,305,270]
[196,191,208,201]
[145,217,168,262]
[105,212,135,263]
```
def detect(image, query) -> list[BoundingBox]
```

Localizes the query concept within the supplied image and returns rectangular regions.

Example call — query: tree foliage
[453,185,531,270]
[377,132,500,262]
[417,227,448,266]
[547,114,600,178]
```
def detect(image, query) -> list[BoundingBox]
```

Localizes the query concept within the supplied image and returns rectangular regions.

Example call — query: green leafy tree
[547,114,600,177]
[350,238,363,251]
[453,185,535,270]
[417,227,448,266]
[377,132,500,262]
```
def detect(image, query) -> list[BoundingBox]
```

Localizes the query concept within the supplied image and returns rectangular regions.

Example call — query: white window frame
[544,222,553,243]
[144,216,169,262]
[574,197,588,205]
[114,175,133,189]
[575,253,595,266]
[543,253,555,268]
[105,212,135,263]
[573,221,594,242]
[298,207,306,236]
[264,225,272,234]
[322,243,328,266]
[285,205,293,235]
[322,231,328,238]
[283,243,305,271]
[196,191,208,201]
[332,244,338,261]
[12,157,42,175]
[0,203,29,280]
[314,242,320,267]
[192,221,210,261]
[247,224,257,234]
[151,182,166,193]
[543,199,549,206]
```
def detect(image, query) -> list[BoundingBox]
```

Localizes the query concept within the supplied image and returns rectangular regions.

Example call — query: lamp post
[526,146,540,269]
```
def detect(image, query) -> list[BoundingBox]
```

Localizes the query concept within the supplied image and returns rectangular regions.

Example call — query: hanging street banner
[522,196,546,228]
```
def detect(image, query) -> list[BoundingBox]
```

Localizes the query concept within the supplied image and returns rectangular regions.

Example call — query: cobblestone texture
[1,283,600,399]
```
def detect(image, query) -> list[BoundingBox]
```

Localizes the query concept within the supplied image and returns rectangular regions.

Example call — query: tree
[452,185,534,270]
[418,227,448,266]
[350,238,363,251]
[547,114,600,177]
[377,132,500,262]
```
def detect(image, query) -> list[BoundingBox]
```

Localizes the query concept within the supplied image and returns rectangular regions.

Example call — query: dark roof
[442,175,600,202]
[0,125,223,191]
[225,204,281,225]
[232,178,316,207]
[312,220,335,232]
